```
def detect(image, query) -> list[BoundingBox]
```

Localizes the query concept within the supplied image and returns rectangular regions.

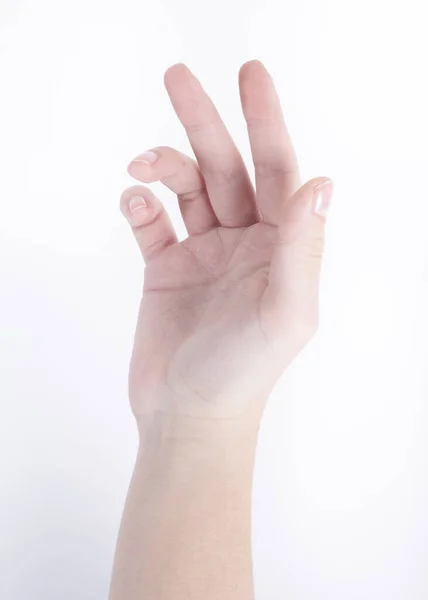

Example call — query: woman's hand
[120,60,333,421]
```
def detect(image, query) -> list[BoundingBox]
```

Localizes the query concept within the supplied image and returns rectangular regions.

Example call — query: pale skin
[108,60,333,599]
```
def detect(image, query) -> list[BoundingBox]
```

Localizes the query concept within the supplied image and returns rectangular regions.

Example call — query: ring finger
[127,145,219,237]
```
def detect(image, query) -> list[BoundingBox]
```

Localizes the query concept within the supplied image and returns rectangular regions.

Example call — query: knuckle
[204,165,243,188]
[142,238,170,260]
[177,186,207,203]
[254,161,298,179]
[133,208,164,230]
[246,115,277,128]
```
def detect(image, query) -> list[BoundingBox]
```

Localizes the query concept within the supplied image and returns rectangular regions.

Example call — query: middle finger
[239,60,301,226]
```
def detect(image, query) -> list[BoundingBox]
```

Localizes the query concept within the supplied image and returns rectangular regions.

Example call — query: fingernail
[313,179,333,217]
[130,150,158,166]
[129,195,147,212]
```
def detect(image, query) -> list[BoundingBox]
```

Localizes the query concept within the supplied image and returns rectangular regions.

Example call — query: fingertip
[312,178,333,219]
[127,160,157,183]
[164,62,190,87]
[239,59,268,81]
[311,176,333,189]
[298,177,333,205]
[120,186,153,223]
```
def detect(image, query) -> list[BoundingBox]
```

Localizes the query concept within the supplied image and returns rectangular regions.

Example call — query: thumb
[262,177,334,342]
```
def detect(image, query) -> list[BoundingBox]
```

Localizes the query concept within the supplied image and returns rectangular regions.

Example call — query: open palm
[120,61,333,420]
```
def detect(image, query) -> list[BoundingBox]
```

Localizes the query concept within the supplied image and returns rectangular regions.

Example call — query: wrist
[136,406,264,447]
[134,409,263,486]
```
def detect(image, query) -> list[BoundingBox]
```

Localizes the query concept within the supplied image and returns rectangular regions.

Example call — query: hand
[120,60,333,421]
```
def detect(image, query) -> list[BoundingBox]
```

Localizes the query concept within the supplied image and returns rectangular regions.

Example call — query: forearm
[108,409,262,600]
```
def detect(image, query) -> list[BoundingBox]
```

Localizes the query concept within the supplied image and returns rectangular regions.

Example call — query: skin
[109,59,333,599]
[119,59,333,421]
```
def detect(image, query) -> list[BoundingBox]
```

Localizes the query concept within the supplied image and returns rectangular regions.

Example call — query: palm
[130,222,287,418]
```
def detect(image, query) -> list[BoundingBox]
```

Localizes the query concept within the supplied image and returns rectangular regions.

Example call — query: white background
[1,0,428,598]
